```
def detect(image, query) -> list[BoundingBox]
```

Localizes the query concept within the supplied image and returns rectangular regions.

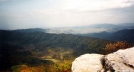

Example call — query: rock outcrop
[72,54,104,72]
[72,47,134,72]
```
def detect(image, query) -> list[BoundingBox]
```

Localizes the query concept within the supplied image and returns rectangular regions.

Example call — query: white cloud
[0,0,134,29]
[57,0,134,11]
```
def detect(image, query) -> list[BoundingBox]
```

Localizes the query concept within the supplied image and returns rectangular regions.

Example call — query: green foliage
[1,30,113,55]
[0,30,114,71]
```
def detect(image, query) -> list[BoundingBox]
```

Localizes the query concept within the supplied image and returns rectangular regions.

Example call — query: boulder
[72,47,134,72]
[104,47,134,72]
[72,54,104,72]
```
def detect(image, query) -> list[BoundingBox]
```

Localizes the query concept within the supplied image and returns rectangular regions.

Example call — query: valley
[0,23,134,72]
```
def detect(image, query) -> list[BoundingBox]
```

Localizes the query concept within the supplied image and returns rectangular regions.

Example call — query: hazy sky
[0,0,134,29]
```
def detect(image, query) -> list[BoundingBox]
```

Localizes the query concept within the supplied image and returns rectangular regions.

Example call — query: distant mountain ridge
[44,23,134,34]
[12,28,46,33]
[79,29,134,43]
[8,23,134,34]
[7,23,134,43]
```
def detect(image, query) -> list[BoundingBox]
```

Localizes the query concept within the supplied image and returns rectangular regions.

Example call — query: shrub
[104,41,132,54]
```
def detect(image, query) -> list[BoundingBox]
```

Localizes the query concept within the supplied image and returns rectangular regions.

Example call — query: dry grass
[11,60,72,72]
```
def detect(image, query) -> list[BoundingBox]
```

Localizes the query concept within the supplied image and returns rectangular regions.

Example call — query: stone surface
[72,47,134,72]
[104,47,134,72]
[72,54,104,72]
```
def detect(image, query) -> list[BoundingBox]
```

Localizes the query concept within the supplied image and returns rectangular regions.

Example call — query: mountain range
[0,23,134,71]
[0,30,113,70]
[12,23,134,34]
[79,29,134,43]
[12,23,134,43]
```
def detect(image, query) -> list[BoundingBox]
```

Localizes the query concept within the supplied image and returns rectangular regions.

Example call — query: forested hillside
[79,29,134,43]
[0,30,113,54]
[0,30,114,71]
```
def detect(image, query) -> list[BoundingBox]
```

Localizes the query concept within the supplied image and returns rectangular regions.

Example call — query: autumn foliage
[11,60,72,72]
[104,41,132,54]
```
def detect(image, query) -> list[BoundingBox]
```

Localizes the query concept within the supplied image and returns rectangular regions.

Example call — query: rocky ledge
[72,47,134,72]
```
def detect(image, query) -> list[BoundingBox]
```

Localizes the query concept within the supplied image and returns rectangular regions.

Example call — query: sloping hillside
[0,30,114,70]
[0,30,113,53]
[79,29,134,43]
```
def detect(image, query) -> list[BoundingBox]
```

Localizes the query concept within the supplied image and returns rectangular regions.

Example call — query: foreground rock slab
[72,54,104,72]
[104,47,134,72]
[72,47,134,72]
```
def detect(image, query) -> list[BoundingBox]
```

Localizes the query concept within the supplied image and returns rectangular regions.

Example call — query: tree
[104,41,132,54]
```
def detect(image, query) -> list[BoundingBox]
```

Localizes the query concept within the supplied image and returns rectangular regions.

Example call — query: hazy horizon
[0,0,134,29]
[0,23,133,30]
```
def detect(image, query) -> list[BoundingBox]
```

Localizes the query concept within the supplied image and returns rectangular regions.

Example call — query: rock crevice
[72,47,134,72]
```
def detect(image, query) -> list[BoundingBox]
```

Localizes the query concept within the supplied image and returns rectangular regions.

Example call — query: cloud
[57,0,134,11]
[0,0,134,29]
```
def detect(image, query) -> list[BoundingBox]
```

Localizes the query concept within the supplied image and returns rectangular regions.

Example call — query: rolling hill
[0,30,113,70]
[79,29,134,43]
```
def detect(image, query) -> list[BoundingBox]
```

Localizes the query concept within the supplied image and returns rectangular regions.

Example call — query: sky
[0,0,134,29]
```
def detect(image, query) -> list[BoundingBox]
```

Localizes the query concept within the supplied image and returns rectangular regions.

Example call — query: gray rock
[72,54,104,72]
[104,47,134,72]
[72,47,134,72]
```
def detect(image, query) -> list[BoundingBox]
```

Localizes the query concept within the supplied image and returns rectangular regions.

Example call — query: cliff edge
[72,47,134,72]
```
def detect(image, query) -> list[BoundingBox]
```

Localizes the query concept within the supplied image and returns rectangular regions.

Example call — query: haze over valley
[45,23,134,34]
